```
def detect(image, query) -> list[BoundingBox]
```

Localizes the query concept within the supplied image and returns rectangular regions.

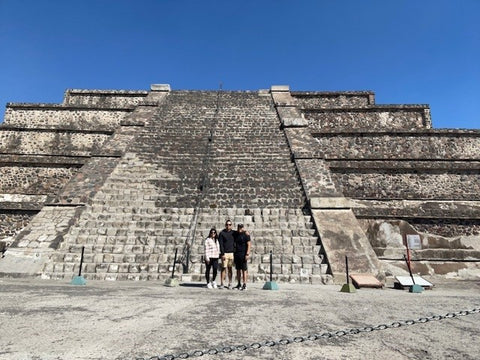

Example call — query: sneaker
[234,283,242,290]
[241,283,247,291]
[212,281,218,289]
[218,284,224,289]
[207,282,213,289]
[228,283,233,290]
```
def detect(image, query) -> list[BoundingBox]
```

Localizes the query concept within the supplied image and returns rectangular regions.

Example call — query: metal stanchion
[340,255,355,293]
[71,246,87,285]
[263,250,279,290]
[165,248,180,287]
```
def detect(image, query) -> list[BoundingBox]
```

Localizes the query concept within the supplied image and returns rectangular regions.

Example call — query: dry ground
[0,276,479,360]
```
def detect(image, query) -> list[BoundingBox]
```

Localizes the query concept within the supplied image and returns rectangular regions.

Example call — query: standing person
[204,228,220,289]
[233,223,251,291]
[218,220,235,289]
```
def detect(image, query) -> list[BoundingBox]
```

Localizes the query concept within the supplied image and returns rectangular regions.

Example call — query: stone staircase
[45,206,194,280]
[36,89,328,282]
[187,208,325,282]
[200,91,305,208]
[44,206,326,282]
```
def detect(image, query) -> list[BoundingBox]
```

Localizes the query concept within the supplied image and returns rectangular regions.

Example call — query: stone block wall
[350,199,480,219]
[0,129,111,156]
[331,168,480,200]
[294,159,342,198]
[63,89,148,107]
[53,157,120,205]
[0,165,80,195]
[305,106,430,132]
[405,219,480,238]
[291,91,373,108]
[314,131,480,160]
[4,105,131,130]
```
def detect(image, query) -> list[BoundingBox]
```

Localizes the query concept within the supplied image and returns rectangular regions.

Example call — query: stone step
[46,257,327,278]
[70,214,314,227]
[43,272,181,281]
[189,245,319,256]
[68,223,315,235]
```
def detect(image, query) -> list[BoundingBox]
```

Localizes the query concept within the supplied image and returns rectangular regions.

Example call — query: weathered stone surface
[295,159,342,198]
[312,209,383,278]
[315,130,480,160]
[271,87,297,107]
[0,129,111,156]
[292,91,373,108]
[150,84,171,91]
[310,197,351,209]
[4,104,132,130]
[63,89,149,107]
[305,106,430,132]
[351,199,480,220]
[270,85,290,92]
[276,107,308,127]
[331,169,480,200]
[0,165,80,195]
[0,194,47,211]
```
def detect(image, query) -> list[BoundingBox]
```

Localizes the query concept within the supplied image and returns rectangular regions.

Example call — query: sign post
[403,254,423,293]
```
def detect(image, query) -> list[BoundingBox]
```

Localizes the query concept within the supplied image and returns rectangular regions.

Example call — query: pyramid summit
[0,84,479,282]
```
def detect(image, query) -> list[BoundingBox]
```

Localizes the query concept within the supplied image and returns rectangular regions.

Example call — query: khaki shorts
[221,253,234,269]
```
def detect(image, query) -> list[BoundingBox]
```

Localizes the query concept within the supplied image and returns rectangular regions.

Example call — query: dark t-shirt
[218,229,234,255]
[233,231,251,256]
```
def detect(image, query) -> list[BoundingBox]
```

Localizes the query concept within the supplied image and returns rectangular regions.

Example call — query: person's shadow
[179,282,206,288]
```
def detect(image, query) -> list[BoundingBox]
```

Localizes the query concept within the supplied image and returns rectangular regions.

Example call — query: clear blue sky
[1,0,478,128]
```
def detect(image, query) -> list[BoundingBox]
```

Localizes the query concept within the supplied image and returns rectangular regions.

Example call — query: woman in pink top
[204,228,220,289]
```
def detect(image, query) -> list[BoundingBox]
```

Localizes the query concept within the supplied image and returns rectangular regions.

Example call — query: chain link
[137,307,480,360]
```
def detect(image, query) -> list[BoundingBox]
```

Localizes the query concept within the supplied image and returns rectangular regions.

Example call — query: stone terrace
[291,91,480,275]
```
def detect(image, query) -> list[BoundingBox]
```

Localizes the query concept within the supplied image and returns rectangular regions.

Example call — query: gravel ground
[0,276,479,360]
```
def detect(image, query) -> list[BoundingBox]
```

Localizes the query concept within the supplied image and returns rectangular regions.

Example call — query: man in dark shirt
[233,223,251,291]
[218,220,235,289]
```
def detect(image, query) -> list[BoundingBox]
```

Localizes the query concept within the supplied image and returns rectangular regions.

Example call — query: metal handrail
[180,85,223,272]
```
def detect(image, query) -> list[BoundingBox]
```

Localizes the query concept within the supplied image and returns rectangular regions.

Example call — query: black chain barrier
[136,308,480,360]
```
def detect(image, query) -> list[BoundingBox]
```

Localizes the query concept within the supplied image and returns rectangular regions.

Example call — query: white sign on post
[406,234,422,250]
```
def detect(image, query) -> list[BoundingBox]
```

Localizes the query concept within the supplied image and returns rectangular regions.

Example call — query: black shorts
[234,255,248,271]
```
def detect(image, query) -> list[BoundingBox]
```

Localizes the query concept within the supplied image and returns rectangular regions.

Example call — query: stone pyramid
[0,84,479,282]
